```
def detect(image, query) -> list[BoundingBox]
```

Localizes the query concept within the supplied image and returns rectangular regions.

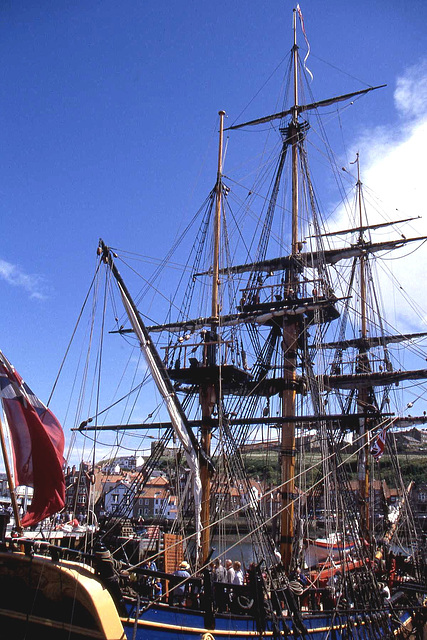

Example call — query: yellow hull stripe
[123,615,413,637]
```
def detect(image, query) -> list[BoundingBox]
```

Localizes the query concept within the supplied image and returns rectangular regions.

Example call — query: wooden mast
[355,153,371,535]
[212,110,226,320]
[280,9,299,570]
[200,110,226,563]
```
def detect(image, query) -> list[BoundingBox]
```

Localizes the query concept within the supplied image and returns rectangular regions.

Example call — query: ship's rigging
[67,18,427,569]
[57,8,427,638]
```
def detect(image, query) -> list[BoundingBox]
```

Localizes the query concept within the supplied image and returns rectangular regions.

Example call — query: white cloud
[0,258,47,300]
[394,60,427,119]
[334,60,427,332]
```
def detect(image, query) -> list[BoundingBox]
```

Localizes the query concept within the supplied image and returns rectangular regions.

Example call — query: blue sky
[1,1,427,462]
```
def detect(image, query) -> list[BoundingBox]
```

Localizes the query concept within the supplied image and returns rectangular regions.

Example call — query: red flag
[296,4,313,82]
[0,350,65,527]
[296,4,306,36]
[370,427,387,461]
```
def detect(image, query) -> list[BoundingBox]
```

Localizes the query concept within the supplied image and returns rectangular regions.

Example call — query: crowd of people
[211,558,244,585]
[138,554,391,615]
[166,557,251,610]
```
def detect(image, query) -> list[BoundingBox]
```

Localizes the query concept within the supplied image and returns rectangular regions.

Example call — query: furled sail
[145,296,338,334]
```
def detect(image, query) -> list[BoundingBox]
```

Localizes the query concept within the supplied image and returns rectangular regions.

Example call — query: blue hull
[122,603,413,639]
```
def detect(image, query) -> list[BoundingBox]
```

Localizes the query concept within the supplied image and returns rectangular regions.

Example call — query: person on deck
[212,558,228,611]
[153,578,163,600]
[232,561,244,585]
[173,561,191,606]
[213,558,227,582]
[225,559,235,584]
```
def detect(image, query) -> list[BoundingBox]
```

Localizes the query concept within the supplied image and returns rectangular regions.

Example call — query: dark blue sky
[0,1,426,459]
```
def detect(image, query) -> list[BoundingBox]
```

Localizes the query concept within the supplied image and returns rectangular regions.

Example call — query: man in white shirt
[225,559,235,583]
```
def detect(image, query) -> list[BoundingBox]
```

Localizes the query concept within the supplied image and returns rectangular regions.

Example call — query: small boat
[1,6,427,640]
[304,534,356,567]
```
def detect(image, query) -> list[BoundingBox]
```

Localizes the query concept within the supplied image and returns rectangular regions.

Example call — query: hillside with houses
[1,427,427,538]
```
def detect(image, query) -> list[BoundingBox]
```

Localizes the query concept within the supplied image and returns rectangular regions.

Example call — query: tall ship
[0,6,427,640]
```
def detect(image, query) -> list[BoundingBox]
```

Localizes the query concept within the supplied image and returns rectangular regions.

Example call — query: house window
[112,494,119,503]
[145,499,149,505]
[419,492,426,502]
[144,508,148,515]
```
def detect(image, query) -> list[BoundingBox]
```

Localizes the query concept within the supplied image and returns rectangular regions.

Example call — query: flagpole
[0,414,23,534]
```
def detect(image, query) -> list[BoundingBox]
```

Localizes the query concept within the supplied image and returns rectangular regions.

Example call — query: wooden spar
[203,235,427,278]
[309,216,421,239]
[323,368,427,389]
[0,414,22,534]
[98,241,205,463]
[225,85,386,131]
[76,411,392,432]
[200,110,226,564]
[98,240,211,565]
[280,8,298,570]
[319,331,427,351]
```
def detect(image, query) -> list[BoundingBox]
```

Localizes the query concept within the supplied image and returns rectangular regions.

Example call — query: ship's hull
[0,549,423,640]
[0,601,416,640]
[0,550,126,640]
[123,603,416,640]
